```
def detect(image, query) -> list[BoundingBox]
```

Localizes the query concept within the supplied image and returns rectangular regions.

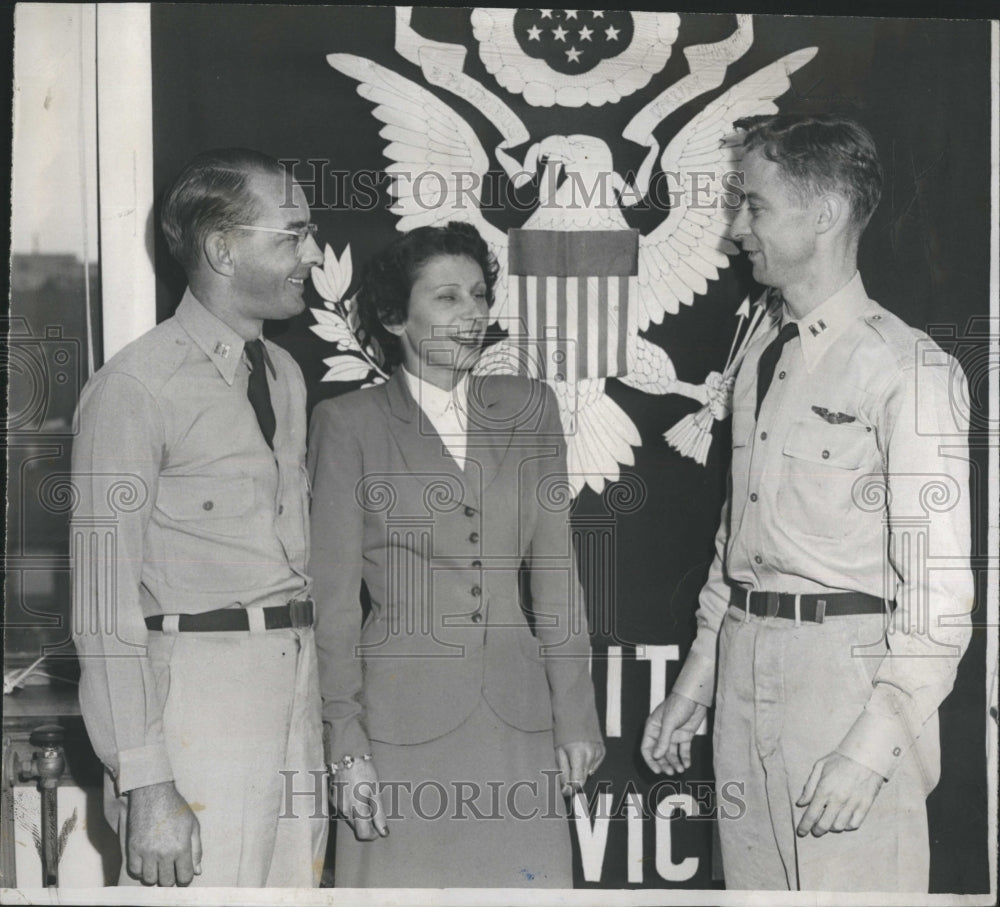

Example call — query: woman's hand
[329,759,389,841]
[555,740,606,796]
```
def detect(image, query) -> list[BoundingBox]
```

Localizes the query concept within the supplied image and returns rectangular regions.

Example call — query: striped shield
[507,228,639,381]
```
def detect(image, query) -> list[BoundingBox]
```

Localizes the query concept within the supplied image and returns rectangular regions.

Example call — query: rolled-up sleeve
[71,372,173,793]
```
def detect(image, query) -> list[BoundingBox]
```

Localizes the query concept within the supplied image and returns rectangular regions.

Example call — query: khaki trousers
[713,607,932,891]
[115,620,327,887]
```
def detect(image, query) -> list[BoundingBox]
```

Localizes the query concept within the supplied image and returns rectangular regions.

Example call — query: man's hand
[126,781,202,886]
[329,758,389,842]
[555,740,605,796]
[796,752,885,837]
[641,693,708,775]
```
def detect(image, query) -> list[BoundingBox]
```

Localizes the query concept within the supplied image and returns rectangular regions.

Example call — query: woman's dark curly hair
[356,221,500,370]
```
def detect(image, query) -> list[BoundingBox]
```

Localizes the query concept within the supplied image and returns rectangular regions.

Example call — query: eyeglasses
[231,222,319,253]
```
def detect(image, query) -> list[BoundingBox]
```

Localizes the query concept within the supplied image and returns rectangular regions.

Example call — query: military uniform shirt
[71,290,310,793]
[673,272,974,780]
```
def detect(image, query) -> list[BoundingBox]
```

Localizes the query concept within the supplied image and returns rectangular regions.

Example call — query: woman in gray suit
[308,222,604,887]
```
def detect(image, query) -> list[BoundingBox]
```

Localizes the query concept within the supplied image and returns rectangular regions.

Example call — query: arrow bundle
[664,292,771,465]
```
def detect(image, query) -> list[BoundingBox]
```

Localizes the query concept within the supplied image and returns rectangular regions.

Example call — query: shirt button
[754,555,763,564]
[471,560,482,569]
[278,504,284,515]
[469,532,479,544]
[471,612,483,624]
[464,506,476,517]
[760,431,767,441]
[750,493,758,502]
[822,450,830,459]
[471,585,481,597]
[778,371,786,380]
[893,746,902,756]
[203,500,214,511]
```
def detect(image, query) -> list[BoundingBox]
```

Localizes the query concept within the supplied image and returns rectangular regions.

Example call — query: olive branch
[309,243,388,386]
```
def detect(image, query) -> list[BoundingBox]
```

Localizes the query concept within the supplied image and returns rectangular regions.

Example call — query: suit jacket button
[203,500,214,511]
[471,612,483,623]
[469,531,479,543]
[464,505,476,517]
[471,585,481,597]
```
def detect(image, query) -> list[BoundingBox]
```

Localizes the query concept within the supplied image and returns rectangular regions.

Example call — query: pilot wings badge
[812,406,858,425]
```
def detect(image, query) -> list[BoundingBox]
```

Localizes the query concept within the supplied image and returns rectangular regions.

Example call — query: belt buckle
[763,591,780,619]
[288,598,314,628]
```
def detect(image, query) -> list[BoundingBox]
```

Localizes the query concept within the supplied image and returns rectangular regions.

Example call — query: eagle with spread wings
[315,24,816,494]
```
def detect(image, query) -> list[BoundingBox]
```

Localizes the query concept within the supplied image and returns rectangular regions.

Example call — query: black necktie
[245,339,276,449]
[755,322,798,419]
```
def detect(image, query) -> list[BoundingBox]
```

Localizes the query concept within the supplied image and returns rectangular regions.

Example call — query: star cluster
[513,9,634,75]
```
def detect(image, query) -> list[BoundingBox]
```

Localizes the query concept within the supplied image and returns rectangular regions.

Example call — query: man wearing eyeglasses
[72,149,326,886]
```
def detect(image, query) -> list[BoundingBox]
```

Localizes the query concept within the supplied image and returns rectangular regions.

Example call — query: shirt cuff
[115,743,174,794]
[835,709,911,781]
[673,652,717,708]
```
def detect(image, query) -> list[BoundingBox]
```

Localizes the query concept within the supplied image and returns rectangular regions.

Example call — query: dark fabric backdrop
[150,7,991,891]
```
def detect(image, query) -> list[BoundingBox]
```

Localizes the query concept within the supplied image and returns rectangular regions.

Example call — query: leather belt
[730,587,890,623]
[145,599,314,632]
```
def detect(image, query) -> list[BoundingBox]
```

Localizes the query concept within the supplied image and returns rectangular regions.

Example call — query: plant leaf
[310,264,337,302]
[321,355,375,383]
[323,242,338,277]
[336,244,353,298]
[310,308,363,352]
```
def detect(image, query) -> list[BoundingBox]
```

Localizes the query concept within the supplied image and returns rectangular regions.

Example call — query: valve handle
[29,724,65,749]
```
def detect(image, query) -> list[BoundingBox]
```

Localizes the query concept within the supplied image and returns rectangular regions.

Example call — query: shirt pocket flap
[782,419,870,470]
[157,475,254,521]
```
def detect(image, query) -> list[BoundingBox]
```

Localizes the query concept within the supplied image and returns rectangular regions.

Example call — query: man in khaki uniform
[642,115,973,891]
[72,148,327,886]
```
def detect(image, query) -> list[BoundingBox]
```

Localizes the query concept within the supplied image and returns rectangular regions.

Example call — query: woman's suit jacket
[307,371,602,763]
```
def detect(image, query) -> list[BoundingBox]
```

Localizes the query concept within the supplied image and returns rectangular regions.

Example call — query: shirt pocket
[156,475,255,538]
[777,419,875,540]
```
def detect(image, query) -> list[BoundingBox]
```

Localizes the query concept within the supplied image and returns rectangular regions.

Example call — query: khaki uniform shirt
[71,290,310,793]
[674,273,974,780]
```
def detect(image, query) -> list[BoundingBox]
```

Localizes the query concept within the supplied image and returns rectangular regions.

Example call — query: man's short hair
[733,114,883,230]
[161,148,287,274]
